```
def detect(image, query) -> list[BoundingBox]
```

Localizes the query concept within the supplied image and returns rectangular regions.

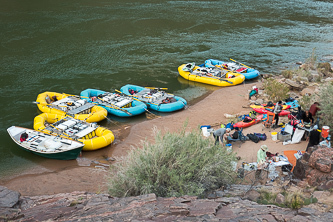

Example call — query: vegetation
[262,78,289,102]
[318,83,333,131]
[108,125,237,198]
[257,189,317,209]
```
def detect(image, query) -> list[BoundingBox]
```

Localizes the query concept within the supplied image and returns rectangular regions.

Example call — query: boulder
[0,186,20,208]
[275,193,285,205]
[317,62,333,77]
[244,190,260,202]
[285,79,304,90]
[300,87,315,96]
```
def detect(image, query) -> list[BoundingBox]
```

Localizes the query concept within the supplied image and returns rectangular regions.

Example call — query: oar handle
[229,58,252,69]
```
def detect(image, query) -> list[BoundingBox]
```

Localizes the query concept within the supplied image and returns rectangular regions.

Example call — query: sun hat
[261,145,268,151]
[313,125,318,130]
[226,128,231,132]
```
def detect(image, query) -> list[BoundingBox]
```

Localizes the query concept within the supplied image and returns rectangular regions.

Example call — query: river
[0,0,332,179]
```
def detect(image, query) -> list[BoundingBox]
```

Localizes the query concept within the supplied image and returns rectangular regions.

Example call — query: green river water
[0,0,332,179]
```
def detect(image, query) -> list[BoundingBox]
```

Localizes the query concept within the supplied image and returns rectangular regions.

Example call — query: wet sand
[1,83,307,196]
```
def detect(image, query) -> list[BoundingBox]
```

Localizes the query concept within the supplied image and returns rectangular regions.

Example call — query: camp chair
[262,112,275,131]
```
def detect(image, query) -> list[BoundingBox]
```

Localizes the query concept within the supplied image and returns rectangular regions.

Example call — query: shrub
[108,126,237,197]
[318,83,333,130]
[285,191,304,209]
[263,78,289,102]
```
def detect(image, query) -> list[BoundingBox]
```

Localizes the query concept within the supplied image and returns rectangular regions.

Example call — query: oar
[97,97,132,116]
[114,89,159,106]
[145,87,168,90]
[33,101,67,108]
[229,58,252,69]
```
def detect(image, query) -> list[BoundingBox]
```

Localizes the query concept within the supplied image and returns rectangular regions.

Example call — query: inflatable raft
[35,92,107,123]
[233,114,264,128]
[120,84,187,112]
[178,63,245,87]
[34,113,114,151]
[204,59,259,80]
[250,104,291,110]
[80,89,147,117]
[252,108,290,116]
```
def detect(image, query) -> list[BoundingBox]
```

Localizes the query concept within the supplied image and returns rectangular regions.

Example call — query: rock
[255,98,264,104]
[325,77,333,82]
[0,186,20,208]
[244,190,260,201]
[315,158,332,173]
[298,207,318,216]
[300,87,315,96]
[317,62,333,77]
[262,74,270,79]
[169,203,189,215]
[275,193,285,205]
[299,76,309,82]
[296,61,303,65]
[285,79,303,90]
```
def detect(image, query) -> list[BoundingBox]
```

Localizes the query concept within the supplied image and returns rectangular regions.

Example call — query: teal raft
[204,59,259,80]
[80,88,147,117]
[120,84,187,112]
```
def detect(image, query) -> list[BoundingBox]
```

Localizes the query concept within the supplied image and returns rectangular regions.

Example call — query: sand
[1,83,307,196]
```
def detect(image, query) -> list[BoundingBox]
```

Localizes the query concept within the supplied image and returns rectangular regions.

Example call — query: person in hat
[306,125,321,152]
[213,127,230,145]
[248,85,258,100]
[256,145,269,180]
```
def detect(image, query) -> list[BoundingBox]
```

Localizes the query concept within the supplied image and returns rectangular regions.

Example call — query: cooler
[278,124,293,142]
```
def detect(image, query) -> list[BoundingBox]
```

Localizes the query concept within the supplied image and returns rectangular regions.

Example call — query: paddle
[145,87,168,90]
[229,58,252,69]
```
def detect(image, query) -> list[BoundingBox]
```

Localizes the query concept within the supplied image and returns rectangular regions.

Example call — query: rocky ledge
[1,185,332,222]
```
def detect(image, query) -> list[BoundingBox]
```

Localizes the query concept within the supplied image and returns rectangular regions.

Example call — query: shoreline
[0,82,307,196]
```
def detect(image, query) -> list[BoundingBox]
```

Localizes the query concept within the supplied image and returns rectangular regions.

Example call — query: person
[306,125,321,152]
[319,137,331,148]
[256,145,269,180]
[213,128,230,145]
[273,101,282,127]
[301,110,314,125]
[248,86,258,100]
[45,94,51,104]
[309,102,320,117]
[226,127,239,142]
[52,95,58,102]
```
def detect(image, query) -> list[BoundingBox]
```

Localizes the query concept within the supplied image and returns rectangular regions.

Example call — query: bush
[318,83,333,130]
[263,78,289,102]
[108,126,237,198]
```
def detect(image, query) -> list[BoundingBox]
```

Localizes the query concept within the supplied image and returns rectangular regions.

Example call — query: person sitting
[309,102,320,117]
[213,128,230,145]
[301,110,314,125]
[45,94,52,104]
[226,127,239,143]
[319,137,331,148]
[52,95,58,102]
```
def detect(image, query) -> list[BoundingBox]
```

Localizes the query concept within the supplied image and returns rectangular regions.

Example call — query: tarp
[291,128,305,144]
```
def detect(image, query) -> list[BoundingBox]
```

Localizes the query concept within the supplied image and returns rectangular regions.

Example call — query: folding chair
[262,112,275,131]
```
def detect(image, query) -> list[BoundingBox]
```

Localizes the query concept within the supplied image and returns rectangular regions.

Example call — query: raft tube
[33,113,114,151]
[204,59,259,80]
[36,92,107,123]
[178,64,245,87]
[120,84,187,112]
[80,89,147,117]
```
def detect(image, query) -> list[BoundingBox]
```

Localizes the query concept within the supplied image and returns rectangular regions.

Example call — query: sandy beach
[1,83,307,196]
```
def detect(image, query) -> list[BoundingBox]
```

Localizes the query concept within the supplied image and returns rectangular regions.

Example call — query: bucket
[271,132,278,141]
[322,126,330,138]
[225,144,232,153]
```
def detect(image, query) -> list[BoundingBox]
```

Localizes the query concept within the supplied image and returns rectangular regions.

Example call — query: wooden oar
[145,87,168,90]
[229,58,252,69]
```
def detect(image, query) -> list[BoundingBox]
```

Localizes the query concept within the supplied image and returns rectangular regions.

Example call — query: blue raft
[80,88,147,117]
[120,84,187,112]
[204,59,259,80]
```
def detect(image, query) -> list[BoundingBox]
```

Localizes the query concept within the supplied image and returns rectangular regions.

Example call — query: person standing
[213,128,230,145]
[309,102,320,117]
[273,101,282,127]
[306,125,321,152]
[256,145,269,180]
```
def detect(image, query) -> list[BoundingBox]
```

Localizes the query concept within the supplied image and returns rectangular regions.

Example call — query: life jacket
[91,96,97,102]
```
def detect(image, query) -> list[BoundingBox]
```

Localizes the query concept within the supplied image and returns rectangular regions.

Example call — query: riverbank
[1,82,307,196]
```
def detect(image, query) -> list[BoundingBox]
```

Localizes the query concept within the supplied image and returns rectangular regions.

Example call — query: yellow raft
[34,113,114,151]
[178,63,245,87]
[36,92,107,123]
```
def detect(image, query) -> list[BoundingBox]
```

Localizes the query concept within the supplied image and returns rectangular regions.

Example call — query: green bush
[108,126,237,197]
[263,78,289,102]
[318,83,333,130]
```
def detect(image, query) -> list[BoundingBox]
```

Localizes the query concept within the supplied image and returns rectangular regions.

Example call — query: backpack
[226,121,234,130]
[247,133,260,143]
[254,133,267,141]
[266,101,274,107]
